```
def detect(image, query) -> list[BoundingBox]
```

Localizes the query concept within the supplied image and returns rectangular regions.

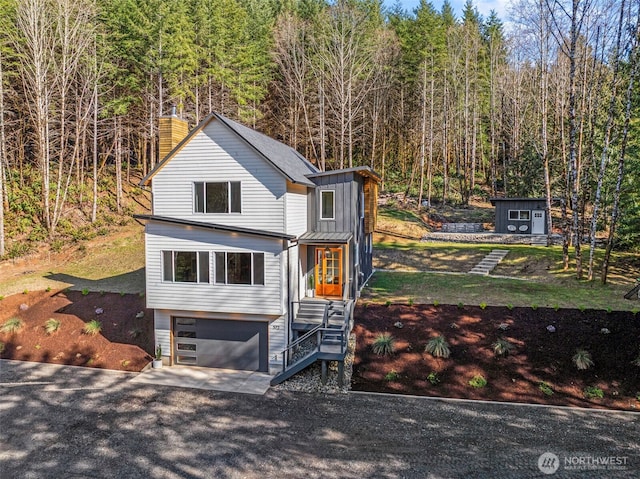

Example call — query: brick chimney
[158,106,188,161]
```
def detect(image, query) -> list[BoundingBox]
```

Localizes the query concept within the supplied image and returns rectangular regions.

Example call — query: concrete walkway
[469,249,509,275]
[129,364,271,395]
[1,359,638,478]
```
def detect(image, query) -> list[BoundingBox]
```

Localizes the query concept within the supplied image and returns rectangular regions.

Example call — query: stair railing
[279,303,329,373]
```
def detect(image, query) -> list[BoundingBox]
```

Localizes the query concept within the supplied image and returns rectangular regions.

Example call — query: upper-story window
[194,181,241,213]
[320,190,335,220]
[163,251,210,283]
[508,210,530,220]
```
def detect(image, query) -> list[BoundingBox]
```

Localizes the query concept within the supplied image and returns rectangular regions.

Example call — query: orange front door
[315,247,342,297]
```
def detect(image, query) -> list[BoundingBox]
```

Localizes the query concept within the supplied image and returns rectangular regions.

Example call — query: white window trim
[508,209,530,221]
[213,251,265,286]
[162,250,210,284]
[193,181,242,214]
[320,190,335,220]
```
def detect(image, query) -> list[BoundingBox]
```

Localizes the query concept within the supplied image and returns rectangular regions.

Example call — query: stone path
[469,249,510,275]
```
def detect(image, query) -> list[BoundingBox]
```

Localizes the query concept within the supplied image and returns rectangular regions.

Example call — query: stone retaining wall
[422,232,561,245]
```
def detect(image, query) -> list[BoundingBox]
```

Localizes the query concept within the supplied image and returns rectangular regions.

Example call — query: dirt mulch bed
[0,290,153,371]
[352,303,640,411]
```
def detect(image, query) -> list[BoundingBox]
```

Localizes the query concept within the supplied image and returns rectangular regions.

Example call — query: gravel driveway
[1,360,638,478]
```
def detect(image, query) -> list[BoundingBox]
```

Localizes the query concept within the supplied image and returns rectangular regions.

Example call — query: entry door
[532,210,545,234]
[315,247,343,297]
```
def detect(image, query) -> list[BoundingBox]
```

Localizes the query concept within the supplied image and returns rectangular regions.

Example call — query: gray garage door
[173,318,269,372]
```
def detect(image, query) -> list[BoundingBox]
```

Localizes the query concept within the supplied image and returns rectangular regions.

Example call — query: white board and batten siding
[151,119,287,232]
[145,222,284,315]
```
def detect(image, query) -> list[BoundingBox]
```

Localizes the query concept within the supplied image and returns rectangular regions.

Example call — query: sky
[383,0,512,23]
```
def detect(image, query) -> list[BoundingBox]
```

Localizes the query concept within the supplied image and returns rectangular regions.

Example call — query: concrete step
[468,249,510,275]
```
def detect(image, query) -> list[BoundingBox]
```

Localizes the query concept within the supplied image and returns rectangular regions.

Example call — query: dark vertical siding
[494,199,548,234]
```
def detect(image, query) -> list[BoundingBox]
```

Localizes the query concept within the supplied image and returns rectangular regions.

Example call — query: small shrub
[432,300,439,307]
[44,318,61,335]
[155,344,162,359]
[578,305,586,312]
[45,286,51,293]
[583,386,604,399]
[427,371,440,385]
[384,370,400,381]
[0,317,24,334]
[384,300,391,307]
[632,308,639,316]
[129,328,143,339]
[81,288,89,296]
[372,333,396,356]
[573,349,594,370]
[0,341,4,354]
[407,298,414,306]
[22,289,29,295]
[0,295,4,301]
[492,338,514,357]
[457,302,464,309]
[469,375,487,388]
[120,291,126,297]
[83,320,102,336]
[553,304,560,312]
[35,344,41,349]
[539,382,554,396]
[425,335,450,359]
[506,303,514,310]
[479,302,487,310]
[531,303,538,311]
[121,359,130,367]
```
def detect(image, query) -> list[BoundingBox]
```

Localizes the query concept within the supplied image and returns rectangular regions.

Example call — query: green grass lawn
[363,271,638,312]
[369,239,640,311]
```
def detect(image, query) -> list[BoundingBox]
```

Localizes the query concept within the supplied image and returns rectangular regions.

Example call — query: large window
[320,190,335,220]
[508,210,530,220]
[214,252,265,285]
[194,181,241,213]
[163,251,210,283]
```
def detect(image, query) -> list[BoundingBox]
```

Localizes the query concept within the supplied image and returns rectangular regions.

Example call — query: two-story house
[136,111,378,384]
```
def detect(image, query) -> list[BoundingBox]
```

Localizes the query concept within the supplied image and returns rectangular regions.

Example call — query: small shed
[490,198,549,235]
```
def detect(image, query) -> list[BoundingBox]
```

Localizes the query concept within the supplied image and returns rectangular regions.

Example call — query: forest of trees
[0,0,639,284]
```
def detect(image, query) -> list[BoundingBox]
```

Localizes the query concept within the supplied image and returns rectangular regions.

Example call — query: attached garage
[173,317,269,372]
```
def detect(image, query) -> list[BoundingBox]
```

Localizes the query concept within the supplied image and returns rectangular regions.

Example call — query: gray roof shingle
[142,112,319,187]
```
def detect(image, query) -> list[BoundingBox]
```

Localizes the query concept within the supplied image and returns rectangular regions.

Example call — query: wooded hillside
[0,0,638,284]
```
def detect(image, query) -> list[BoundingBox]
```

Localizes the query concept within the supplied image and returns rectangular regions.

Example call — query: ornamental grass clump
[492,338,514,357]
[0,317,24,334]
[83,320,102,336]
[425,335,450,359]
[573,349,594,370]
[44,318,61,335]
[371,333,395,356]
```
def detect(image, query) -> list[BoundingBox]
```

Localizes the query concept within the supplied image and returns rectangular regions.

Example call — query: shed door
[174,318,268,371]
[532,210,545,234]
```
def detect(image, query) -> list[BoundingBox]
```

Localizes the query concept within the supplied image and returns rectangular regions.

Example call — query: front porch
[298,231,353,301]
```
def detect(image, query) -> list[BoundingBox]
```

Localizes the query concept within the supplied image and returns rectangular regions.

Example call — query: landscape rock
[394,321,404,329]
[546,325,556,333]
